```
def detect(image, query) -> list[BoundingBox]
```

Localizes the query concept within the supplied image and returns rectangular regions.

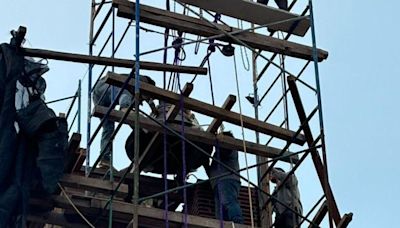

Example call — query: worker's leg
[93,82,113,165]
[214,185,221,220]
[274,210,296,228]
[216,179,244,224]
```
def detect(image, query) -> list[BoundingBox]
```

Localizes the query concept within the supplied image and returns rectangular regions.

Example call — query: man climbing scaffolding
[92,73,157,169]
[269,167,303,228]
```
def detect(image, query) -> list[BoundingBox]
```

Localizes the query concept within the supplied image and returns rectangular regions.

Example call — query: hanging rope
[194,8,203,55]
[237,19,250,71]
[232,54,255,227]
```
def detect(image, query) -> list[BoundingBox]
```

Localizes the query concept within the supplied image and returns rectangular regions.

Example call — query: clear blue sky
[1,1,399,227]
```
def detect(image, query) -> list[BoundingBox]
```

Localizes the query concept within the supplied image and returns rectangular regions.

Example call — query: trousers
[213,179,244,224]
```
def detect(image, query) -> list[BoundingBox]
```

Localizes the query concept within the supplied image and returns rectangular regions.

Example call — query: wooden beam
[308,201,328,228]
[71,149,86,174]
[21,48,208,75]
[105,72,306,145]
[336,213,353,228]
[287,76,341,224]
[206,95,236,133]
[179,0,309,36]
[59,174,128,198]
[64,133,81,173]
[113,0,328,61]
[35,194,255,228]
[93,105,299,163]
[28,212,88,228]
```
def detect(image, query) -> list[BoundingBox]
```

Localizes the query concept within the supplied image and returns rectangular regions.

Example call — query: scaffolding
[23,0,353,227]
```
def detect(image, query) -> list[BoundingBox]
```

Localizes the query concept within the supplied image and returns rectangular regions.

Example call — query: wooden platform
[113,0,328,61]
[179,0,310,36]
[30,192,255,228]
[93,105,299,163]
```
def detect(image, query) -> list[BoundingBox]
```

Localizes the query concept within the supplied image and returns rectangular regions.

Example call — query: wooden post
[287,76,341,225]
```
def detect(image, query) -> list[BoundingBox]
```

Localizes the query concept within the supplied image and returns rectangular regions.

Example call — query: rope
[232,54,255,227]
[207,57,216,106]
[237,19,250,71]
[58,183,95,228]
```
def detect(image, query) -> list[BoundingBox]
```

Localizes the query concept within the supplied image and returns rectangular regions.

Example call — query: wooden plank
[179,0,309,36]
[21,48,208,75]
[336,213,353,228]
[105,72,306,145]
[59,174,129,198]
[93,105,299,163]
[287,76,341,225]
[71,149,86,173]
[308,201,328,228]
[64,133,81,173]
[28,212,88,228]
[41,194,256,228]
[113,0,328,61]
[206,95,236,133]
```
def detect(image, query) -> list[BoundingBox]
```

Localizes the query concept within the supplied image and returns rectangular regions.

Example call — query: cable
[237,19,250,71]
[58,183,95,228]
[232,54,255,227]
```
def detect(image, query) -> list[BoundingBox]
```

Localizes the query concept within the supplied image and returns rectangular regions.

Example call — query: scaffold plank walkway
[113,0,328,61]
[30,194,256,228]
[179,0,310,36]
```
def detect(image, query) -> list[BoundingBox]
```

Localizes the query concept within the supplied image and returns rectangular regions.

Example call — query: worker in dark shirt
[205,131,244,224]
[258,0,288,11]
[269,167,302,228]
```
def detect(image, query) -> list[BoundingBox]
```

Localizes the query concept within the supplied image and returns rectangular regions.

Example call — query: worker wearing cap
[269,167,302,228]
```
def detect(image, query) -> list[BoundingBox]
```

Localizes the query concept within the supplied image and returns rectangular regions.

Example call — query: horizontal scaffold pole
[21,48,208,75]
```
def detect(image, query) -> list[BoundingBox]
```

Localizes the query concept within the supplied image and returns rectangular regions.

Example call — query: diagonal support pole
[287,75,341,225]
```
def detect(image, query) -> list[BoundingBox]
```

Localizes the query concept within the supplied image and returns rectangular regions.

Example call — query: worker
[258,0,288,10]
[205,131,244,224]
[269,167,302,228]
[92,73,157,169]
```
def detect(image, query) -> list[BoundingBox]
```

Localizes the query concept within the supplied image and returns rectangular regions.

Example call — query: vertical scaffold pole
[78,79,82,134]
[86,0,95,177]
[132,0,141,227]
[308,0,333,227]
[108,5,116,227]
